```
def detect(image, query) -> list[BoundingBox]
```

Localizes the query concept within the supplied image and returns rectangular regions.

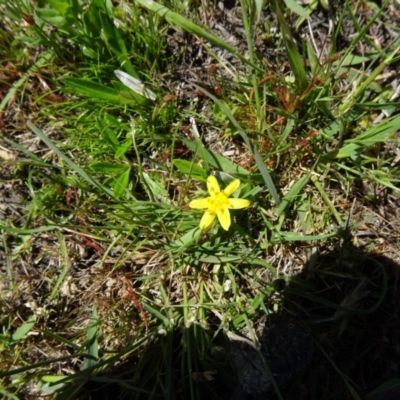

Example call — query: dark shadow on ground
[76,244,400,400]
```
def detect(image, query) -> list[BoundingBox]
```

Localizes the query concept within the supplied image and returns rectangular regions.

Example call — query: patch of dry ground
[1,1,400,399]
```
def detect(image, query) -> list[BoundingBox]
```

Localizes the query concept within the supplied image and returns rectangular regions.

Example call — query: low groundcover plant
[189,175,250,231]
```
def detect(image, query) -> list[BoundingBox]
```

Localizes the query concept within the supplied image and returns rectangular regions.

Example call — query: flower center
[208,192,229,213]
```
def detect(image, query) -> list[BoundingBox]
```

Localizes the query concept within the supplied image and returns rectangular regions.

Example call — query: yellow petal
[217,206,231,231]
[228,198,250,209]
[200,211,216,230]
[207,175,220,195]
[223,179,240,196]
[189,198,210,209]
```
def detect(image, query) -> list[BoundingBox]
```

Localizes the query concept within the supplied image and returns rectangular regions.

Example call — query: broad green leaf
[99,125,120,151]
[181,139,248,176]
[115,70,156,100]
[337,114,400,158]
[47,0,72,20]
[0,388,19,400]
[64,78,120,102]
[11,315,36,343]
[115,140,131,158]
[35,8,65,26]
[284,0,310,18]
[81,46,98,59]
[142,172,169,203]
[172,159,208,180]
[172,227,201,249]
[336,143,360,159]
[118,90,147,105]
[39,375,67,395]
[113,168,131,198]
[253,0,263,23]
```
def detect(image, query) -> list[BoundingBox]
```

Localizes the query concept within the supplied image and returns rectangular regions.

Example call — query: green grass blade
[181,138,249,176]
[48,231,70,301]
[284,0,310,18]
[132,0,261,72]
[276,174,309,217]
[64,78,120,102]
[273,0,308,92]
[99,12,138,78]
[82,305,99,370]
[0,50,53,112]
[27,122,114,197]
[337,114,400,158]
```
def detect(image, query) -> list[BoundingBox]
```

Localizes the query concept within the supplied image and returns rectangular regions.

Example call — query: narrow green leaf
[367,379,400,396]
[311,176,343,225]
[0,388,19,400]
[27,122,114,198]
[91,162,130,174]
[132,0,261,72]
[82,2,102,38]
[48,231,70,301]
[190,84,281,205]
[64,78,120,102]
[276,174,309,217]
[142,303,173,329]
[306,41,319,76]
[99,12,138,78]
[82,305,99,370]
[196,254,241,263]
[273,0,308,91]
[0,51,53,112]
[337,114,400,158]
[338,54,376,66]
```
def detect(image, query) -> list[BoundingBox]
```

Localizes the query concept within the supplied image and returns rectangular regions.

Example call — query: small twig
[124,276,149,331]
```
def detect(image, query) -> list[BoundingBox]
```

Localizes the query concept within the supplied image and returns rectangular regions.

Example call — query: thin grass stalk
[239,0,262,127]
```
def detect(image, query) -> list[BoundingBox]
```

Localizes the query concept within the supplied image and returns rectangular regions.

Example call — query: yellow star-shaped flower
[189,175,250,231]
